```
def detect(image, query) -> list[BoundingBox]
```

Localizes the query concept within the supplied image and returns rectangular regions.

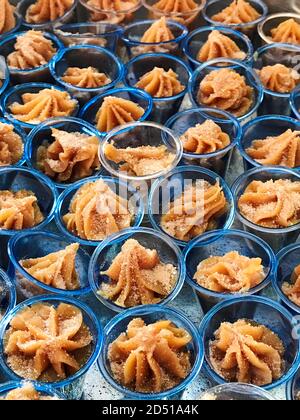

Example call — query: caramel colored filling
[4,303,92,381]
[194,251,265,293]
[62,67,112,89]
[197,30,247,62]
[271,18,300,44]
[210,319,285,386]
[25,0,74,24]
[0,190,44,230]
[198,68,253,118]
[19,243,80,291]
[246,129,300,168]
[3,383,58,400]
[282,264,300,306]
[136,67,185,98]
[99,239,178,307]
[0,0,16,35]
[180,120,230,154]
[108,318,192,393]
[95,96,144,133]
[7,31,57,70]
[238,179,300,228]
[257,64,300,94]
[137,17,176,54]
[212,0,261,24]
[63,179,133,241]
[9,88,77,125]
[0,122,23,166]
[86,0,138,24]
[161,180,227,242]
[36,128,100,183]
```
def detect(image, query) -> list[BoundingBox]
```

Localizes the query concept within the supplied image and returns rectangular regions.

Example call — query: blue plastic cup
[238,115,300,171]
[0,56,10,98]
[98,304,204,400]
[79,87,153,137]
[166,107,241,178]
[286,368,300,400]
[122,19,188,58]
[0,269,16,323]
[0,12,22,41]
[189,58,264,123]
[77,0,141,25]
[199,295,300,390]
[184,229,276,311]
[0,31,63,84]
[232,166,300,251]
[124,53,192,124]
[200,383,275,400]
[183,26,254,70]
[258,12,300,46]
[0,117,26,167]
[290,85,300,120]
[0,381,65,400]
[0,294,103,399]
[148,165,235,248]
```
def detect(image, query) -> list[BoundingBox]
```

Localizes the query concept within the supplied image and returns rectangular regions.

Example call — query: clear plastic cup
[0,12,22,41]
[258,13,300,45]
[290,85,300,120]
[0,117,27,167]
[0,381,65,400]
[286,367,300,400]
[0,269,16,323]
[199,383,275,400]
[77,0,141,25]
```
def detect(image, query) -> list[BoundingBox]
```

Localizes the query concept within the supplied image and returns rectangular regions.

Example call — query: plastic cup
[199,383,275,400]
[290,84,300,120]
[0,56,10,99]
[77,0,141,25]
[286,368,300,400]
[258,13,300,46]
[0,117,27,167]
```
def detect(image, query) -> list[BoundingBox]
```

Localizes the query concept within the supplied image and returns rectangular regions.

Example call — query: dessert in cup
[258,13,300,46]
[0,381,64,400]
[0,117,26,167]
[0,0,22,39]
[0,269,16,323]
[199,383,275,400]
[77,0,141,25]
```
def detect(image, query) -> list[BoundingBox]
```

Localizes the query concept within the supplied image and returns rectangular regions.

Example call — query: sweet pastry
[212,0,261,24]
[135,67,185,98]
[257,64,300,94]
[104,143,175,177]
[19,243,80,291]
[198,68,253,118]
[7,31,57,70]
[99,239,178,307]
[25,0,74,24]
[271,19,300,44]
[246,129,300,168]
[0,0,16,35]
[36,128,100,183]
[86,0,138,24]
[3,383,59,400]
[209,319,285,386]
[4,302,92,381]
[194,251,265,293]
[282,264,300,306]
[161,180,227,242]
[180,120,230,154]
[150,0,199,25]
[63,179,133,241]
[9,88,77,125]
[197,30,247,62]
[108,318,192,392]
[238,179,300,228]
[95,96,145,132]
[61,67,112,89]
[0,190,44,230]
[0,122,24,166]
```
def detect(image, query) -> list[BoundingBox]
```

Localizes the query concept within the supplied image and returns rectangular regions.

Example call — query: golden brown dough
[137,17,176,54]
[210,319,285,386]
[271,18,300,44]
[62,67,111,89]
[282,264,300,306]
[197,30,247,61]
[151,0,199,25]
[86,0,138,24]
[136,67,185,98]
[212,0,261,24]
[25,0,74,24]
[257,64,300,94]
[0,123,24,166]
[0,0,16,35]
[108,318,192,392]
[3,383,58,400]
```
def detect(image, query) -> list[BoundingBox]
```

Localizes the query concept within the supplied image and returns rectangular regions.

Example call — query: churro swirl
[86,0,138,24]
[197,30,247,61]
[151,0,199,24]
[136,67,185,98]
[137,17,176,54]
[25,0,74,24]
[108,318,192,393]
[0,123,23,166]
[198,68,253,118]
[62,67,112,89]
[271,18,300,44]
[3,383,58,400]
[238,179,300,228]
[282,264,300,306]
[246,129,300,168]
[0,0,16,35]
[212,0,261,24]
[210,319,285,386]
[257,64,300,94]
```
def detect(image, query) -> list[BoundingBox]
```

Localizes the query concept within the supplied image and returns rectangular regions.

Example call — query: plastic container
[286,368,300,400]
[0,381,65,400]
[0,269,16,323]
[0,117,27,167]
[258,12,300,45]
[290,85,300,120]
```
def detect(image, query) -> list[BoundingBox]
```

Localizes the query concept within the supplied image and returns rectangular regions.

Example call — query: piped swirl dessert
[246,129,300,168]
[211,0,261,24]
[0,0,16,35]
[2,383,59,400]
[194,251,265,293]
[209,319,285,386]
[151,0,199,25]
[257,64,300,94]
[25,0,74,24]
[86,0,138,24]
[282,264,300,307]
[61,67,112,89]
[108,318,192,393]
[99,239,178,307]
[198,68,253,118]
[197,30,247,62]
[36,128,100,183]
[238,179,300,228]
[136,67,185,98]
[271,19,300,44]
[0,122,23,166]
[134,17,176,54]
[63,179,133,241]
[4,303,92,381]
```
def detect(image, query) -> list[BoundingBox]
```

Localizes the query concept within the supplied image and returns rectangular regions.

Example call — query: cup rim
[0,56,10,96]
[55,175,145,247]
[238,114,300,170]
[183,25,254,68]
[290,85,300,120]
[0,117,27,166]
[188,58,264,122]
[286,368,299,400]
[232,165,300,234]
[0,294,103,388]
[99,121,183,182]
[183,228,276,299]
[55,22,123,37]
[0,380,65,399]
[203,0,268,28]
[0,268,16,321]
[142,0,206,16]
[79,0,141,15]
[98,304,204,399]
[258,12,300,45]
[0,12,22,39]
[200,382,275,400]
[8,230,92,296]
[199,295,300,390]
[88,226,186,313]
[165,107,242,160]
[148,165,236,248]
[49,44,124,93]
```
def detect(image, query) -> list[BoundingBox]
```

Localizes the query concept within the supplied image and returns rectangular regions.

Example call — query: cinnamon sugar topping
[3,383,59,400]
